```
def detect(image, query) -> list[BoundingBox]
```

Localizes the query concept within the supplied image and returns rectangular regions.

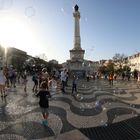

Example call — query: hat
[42,68,47,72]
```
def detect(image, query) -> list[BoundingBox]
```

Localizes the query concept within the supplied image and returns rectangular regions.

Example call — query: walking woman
[0,67,6,97]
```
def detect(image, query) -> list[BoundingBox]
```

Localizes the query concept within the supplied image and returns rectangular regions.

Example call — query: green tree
[123,65,131,72]
[98,65,107,74]
[106,63,114,73]
[113,53,128,74]
[113,53,128,67]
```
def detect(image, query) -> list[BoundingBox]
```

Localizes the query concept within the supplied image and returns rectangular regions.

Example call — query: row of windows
[129,53,140,59]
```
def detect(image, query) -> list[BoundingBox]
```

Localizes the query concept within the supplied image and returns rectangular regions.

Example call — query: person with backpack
[32,72,38,93]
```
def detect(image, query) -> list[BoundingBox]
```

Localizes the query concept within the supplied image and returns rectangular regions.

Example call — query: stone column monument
[67,5,86,77]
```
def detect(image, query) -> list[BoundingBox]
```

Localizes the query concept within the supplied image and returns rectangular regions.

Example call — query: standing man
[72,75,78,94]
[108,72,113,86]
[41,68,49,89]
[60,69,67,94]
[65,71,69,86]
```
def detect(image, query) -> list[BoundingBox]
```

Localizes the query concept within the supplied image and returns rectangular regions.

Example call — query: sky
[0,0,140,63]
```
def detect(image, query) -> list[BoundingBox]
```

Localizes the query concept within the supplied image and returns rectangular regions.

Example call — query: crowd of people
[1,66,139,97]
[103,70,140,86]
[85,70,140,87]
[0,66,71,126]
[1,65,140,126]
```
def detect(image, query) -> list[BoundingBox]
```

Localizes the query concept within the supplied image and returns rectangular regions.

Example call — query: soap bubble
[0,0,13,10]
[103,107,106,111]
[95,101,102,111]
[25,6,36,17]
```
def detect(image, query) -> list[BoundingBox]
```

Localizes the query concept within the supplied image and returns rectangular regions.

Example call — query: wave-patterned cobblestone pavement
[0,78,140,139]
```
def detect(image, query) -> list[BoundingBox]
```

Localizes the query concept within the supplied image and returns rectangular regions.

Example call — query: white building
[128,53,140,71]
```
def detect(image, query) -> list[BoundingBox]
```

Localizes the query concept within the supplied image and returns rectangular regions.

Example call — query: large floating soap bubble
[113,87,119,94]
[84,17,88,22]
[113,98,117,102]
[76,94,83,101]
[98,88,101,91]
[119,89,126,94]
[87,104,91,108]
[80,96,84,100]
[94,86,97,90]
[95,101,100,106]
[82,84,85,88]
[132,104,135,108]
[79,103,84,111]
[76,94,80,99]
[61,1,72,15]
[100,120,104,124]
[129,104,135,108]
[131,111,134,115]
[95,101,102,111]
[0,0,13,10]
[100,120,107,127]
[25,6,36,17]
[103,107,106,111]
[104,123,108,127]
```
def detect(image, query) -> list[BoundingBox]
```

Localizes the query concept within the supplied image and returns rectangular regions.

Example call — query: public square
[0,1,140,140]
[0,77,140,140]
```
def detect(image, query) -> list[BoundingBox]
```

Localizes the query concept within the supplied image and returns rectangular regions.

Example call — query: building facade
[128,52,140,71]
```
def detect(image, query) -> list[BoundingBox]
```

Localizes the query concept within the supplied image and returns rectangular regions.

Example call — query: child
[49,76,57,96]
[36,81,51,126]
[72,75,78,94]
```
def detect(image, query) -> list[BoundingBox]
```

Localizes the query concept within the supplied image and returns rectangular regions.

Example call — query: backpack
[32,75,36,81]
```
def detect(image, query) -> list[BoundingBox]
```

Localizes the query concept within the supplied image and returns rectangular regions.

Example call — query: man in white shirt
[60,69,67,93]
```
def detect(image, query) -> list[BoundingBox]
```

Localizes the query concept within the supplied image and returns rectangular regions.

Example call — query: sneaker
[44,120,48,126]
[42,120,45,125]
[3,94,7,97]
[42,120,48,126]
[24,88,27,92]
[35,89,38,93]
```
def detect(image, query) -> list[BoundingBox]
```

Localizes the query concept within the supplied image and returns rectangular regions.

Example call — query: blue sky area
[0,0,140,63]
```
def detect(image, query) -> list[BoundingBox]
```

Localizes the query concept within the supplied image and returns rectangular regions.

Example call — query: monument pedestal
[67,59,86,78]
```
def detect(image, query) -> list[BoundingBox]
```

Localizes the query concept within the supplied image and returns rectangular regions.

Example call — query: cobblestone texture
[0,77,140,139]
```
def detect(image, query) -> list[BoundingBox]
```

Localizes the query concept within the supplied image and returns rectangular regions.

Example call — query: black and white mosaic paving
[0,78,140,139]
